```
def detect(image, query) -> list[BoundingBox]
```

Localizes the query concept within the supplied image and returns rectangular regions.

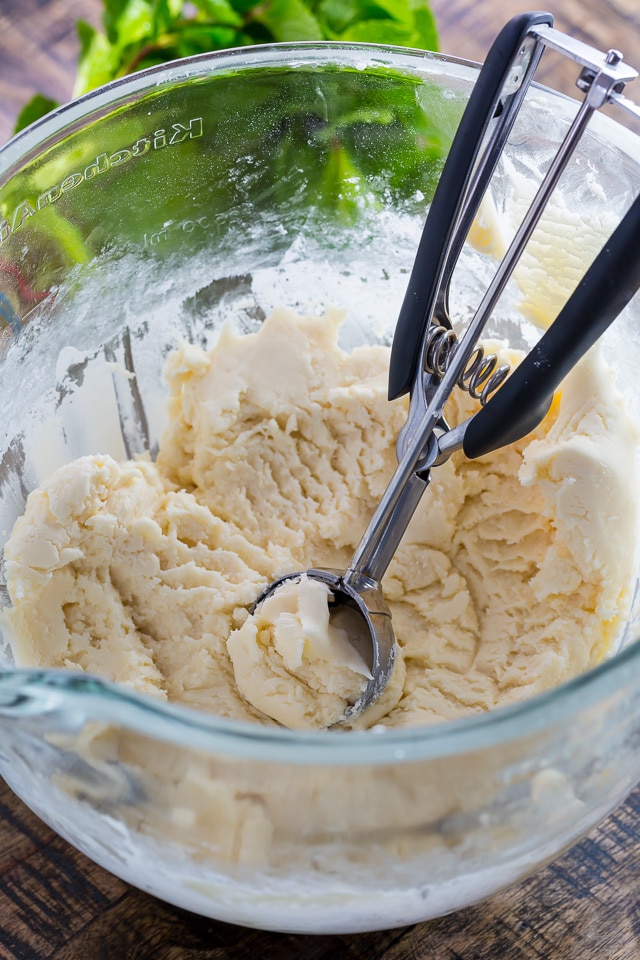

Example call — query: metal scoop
[256,12,640,724]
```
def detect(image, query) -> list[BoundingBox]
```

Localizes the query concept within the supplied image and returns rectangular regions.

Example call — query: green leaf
[339,19,417,45]
[334,106,396,128]
[316,0,367,34]
[101,0,144,43]
[317,0,438,49]
[36,206,94,268]
[190,0,243,26]
[317,139,367,222]
[338,5,438,51]
[367,0,414,22]
[250,0,324,42]
[101,0,134,41]
[151,0,176,38]
[317,0,413,33]
[411,5,438,50]
[106,0,156,47]
[227,0,263,13]
[176,24,243,56]
[13,94,60,134]
[73,20,120,97]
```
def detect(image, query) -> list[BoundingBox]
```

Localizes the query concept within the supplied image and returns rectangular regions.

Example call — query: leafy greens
[14,0,438,132]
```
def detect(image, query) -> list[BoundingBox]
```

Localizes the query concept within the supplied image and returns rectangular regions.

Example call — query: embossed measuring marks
[144,214,212,248]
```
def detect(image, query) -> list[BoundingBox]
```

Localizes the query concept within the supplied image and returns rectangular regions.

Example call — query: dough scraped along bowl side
[1,40,640,934]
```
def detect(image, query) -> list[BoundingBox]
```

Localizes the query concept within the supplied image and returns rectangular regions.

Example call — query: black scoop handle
[388,10,554,401]
[463,190,640,459]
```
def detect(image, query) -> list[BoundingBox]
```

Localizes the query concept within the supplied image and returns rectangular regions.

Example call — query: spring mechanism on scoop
[425,325,511,405]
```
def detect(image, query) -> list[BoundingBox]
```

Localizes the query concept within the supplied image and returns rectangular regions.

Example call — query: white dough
[1,308,636,730]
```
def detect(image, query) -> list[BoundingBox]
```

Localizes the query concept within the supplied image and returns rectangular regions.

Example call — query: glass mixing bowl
[1,42,640,935]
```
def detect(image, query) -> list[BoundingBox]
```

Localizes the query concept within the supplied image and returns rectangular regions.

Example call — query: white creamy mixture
[0,308,636,729]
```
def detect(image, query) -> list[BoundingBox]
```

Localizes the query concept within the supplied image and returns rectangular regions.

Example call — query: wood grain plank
[4,773,640,960]
[430,0,640,108]
[0,0,101,144]
[0,780,128,960]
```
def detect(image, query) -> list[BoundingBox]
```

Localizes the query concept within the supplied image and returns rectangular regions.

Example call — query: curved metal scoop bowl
[254,455,433,724]
[256,568,396,724]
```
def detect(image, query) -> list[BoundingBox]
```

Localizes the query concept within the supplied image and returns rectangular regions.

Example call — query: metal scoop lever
[388,10,553,403]
[437,190,640,463]
[255,14,640,726]
[255,13,556,725]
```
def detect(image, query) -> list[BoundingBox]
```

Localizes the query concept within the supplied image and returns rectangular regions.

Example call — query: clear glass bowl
[1,42,640,935]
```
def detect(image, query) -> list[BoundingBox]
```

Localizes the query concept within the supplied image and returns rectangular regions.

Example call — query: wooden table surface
[2,1,640,958]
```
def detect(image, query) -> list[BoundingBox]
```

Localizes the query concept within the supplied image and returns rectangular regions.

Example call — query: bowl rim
[0,39,481,180]
[2,635,639,765]
[1,40,640,766]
